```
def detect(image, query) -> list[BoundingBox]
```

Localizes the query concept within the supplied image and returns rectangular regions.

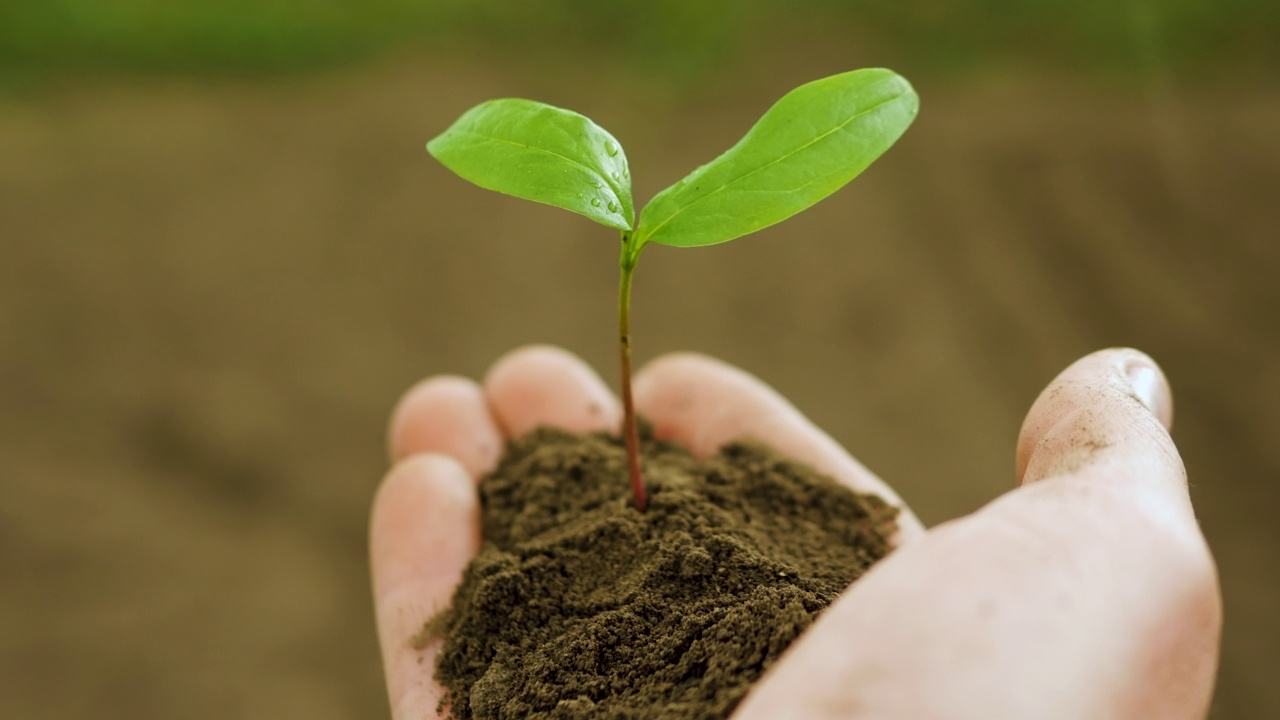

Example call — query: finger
[370,454,480,720]
[388,375,503,478]
[1017,347,1178,493]
[734,348,1220,720]
[633,352,924,542]
[484,345,622,438]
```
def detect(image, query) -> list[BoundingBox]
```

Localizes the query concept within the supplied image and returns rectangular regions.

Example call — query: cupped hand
[369,346,1221,719]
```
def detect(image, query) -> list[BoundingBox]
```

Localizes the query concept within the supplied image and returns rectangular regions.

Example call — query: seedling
[428,68,918,512]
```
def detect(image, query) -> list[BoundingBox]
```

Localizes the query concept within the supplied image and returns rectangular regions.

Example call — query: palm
[370,346,1219,720]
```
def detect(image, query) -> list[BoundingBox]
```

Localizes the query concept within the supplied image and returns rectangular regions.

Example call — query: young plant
[427,68,918,512]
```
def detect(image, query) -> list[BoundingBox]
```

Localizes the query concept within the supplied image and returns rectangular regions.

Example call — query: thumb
[1017,347,1180,497]
[733,349,1220,720]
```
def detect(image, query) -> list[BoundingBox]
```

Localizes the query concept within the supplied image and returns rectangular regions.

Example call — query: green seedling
[428,68,918,512]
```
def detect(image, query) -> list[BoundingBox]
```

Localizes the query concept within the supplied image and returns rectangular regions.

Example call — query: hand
[369,346,1221,719]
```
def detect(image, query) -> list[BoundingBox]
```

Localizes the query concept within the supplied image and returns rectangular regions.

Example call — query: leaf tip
[425,131,448,159]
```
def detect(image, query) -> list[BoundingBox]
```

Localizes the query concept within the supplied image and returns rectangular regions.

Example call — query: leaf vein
[457,129,617,198]
[639,92,904,243]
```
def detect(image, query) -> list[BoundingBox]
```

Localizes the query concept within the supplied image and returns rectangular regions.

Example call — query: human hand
[370,346,1220,719]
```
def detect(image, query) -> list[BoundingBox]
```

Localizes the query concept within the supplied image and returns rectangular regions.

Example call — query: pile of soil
[422,425,898,720]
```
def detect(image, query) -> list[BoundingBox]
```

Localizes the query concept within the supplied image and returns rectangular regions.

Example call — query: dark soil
[425,426,898,720]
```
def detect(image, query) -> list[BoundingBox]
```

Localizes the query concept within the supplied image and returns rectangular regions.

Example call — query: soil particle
[426,425,898,720]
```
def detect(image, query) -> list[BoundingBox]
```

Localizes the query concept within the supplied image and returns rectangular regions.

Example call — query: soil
[424,425,897,720]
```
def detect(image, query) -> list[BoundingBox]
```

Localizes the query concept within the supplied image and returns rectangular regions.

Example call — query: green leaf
[633,68,917,249]
[427,99,634,231]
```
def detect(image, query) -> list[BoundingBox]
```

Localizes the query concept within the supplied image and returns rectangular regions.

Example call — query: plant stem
[618,237,646,512]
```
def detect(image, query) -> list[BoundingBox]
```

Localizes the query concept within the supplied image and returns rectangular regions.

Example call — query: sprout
[427,68,918,511]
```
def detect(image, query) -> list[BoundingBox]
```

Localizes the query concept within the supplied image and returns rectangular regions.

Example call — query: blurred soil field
[1,45,1278,718]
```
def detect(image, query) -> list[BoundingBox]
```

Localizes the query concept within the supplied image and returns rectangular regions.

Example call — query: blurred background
[1,1,1276,717]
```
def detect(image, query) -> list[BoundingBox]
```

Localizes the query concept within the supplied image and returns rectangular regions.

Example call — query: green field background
[3,0,1277,84]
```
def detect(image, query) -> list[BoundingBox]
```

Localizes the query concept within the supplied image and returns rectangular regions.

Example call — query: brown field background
[2,20,1278,720]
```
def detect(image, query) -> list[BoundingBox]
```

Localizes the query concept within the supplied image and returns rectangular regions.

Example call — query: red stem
[618,249,646,512]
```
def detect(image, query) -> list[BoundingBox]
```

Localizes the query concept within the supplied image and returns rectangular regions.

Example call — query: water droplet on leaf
[607,201,619,212]
[590,198,602,207]
[604,140,618,157]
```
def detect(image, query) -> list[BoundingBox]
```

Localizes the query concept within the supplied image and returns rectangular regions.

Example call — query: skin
[370,345,1221,719]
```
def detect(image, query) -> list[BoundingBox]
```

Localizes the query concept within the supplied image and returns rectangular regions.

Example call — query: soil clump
[426,425,898,720]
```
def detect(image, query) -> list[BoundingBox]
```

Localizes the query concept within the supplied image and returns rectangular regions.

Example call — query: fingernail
[1123,355,1173,429]
[1126,363,1159,413]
